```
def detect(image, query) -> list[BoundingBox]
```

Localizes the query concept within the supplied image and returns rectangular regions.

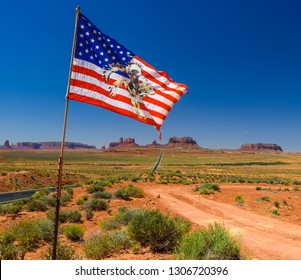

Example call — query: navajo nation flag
[68,13,188,137]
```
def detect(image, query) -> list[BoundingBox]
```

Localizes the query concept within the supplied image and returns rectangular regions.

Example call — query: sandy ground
[141,183,301,259]
[1,182,301,260]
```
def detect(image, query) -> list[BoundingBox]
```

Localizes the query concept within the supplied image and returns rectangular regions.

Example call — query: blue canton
[75,13,134,70]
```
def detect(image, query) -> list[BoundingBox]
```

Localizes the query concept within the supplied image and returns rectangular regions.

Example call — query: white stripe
[74,58,182,102]
[72,60,171,116]
[69,85,164,124]
[71,71,169,116]
[133,57,187,93]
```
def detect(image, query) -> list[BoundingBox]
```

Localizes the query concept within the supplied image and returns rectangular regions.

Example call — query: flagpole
[52,5,81,260]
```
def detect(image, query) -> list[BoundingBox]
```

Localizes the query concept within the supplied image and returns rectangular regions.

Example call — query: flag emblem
[68,13,188,137]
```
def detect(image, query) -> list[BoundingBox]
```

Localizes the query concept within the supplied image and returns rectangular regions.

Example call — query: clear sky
[1,0,300,152]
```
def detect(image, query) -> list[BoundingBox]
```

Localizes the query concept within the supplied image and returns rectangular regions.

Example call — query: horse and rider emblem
[103,63,155,118]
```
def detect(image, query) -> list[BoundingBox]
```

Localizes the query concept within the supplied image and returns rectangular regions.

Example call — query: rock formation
[164,137,200,148]
[0,140,12,150]
[240,143,283,152]
[13,142,96,150]
[109,138,138,148]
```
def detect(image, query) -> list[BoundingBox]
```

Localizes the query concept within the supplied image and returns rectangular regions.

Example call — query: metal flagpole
[52,5,81,260]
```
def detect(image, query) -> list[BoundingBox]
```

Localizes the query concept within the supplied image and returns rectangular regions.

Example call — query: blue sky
[1,0,300,151]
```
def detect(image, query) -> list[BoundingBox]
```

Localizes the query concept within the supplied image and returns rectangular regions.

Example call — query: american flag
[68,13,188,138]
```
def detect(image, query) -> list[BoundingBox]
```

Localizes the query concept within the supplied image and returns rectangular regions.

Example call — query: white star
[80,33,84,38]
[91,38,95,43]
[120,51,124,54]
[80,25,85,29]
[100,52,104,56]
[79,51,83,56]
[112,56,116,60]
[85,31,90,36]
[122,57,126,61]
[108,50,111,54]
[102,43,107,47]
[93,29,97,34]
[79,43,83,47]
[117,45,121,49]
[88,23,91,27]
[90,55,93,60]
[85,49,89,53]
[95,45,99,49]
[105,58,109,62]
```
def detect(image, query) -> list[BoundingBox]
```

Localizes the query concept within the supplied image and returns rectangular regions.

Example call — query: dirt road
[141,184,301,260]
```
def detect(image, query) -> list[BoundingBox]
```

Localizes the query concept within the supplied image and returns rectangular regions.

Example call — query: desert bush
[272,210,280,216]
[100,207,142,230]
[114,188,130,200]
[46,209,82,224]
[84,208,95,220]
[260,196,270,202]
[128,209,189,253]
[0,232,18,260]
[92,191,112,199]
[174,222,242,260]
[44,242,80,260]
[0,219,53,259]
[123,185,143,198]
[87,181,105,193]
[76,199,84,205]
[84,230,133,259]
[194,183,220,195]
[235,195,245,206]
[274,201,280,208]
[26,197,49,212]
[63,224,84,241]
[85,198,109,212]
[0,201,23,215]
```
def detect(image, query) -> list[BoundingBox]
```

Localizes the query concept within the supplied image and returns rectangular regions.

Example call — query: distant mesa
[164,137,200,148]
[7,141,96,150]
[240,143,283,152]
[109,137,138,148]
[108,136,200,149]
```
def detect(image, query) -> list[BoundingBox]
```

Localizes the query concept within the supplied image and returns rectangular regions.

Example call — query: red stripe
[69,78,167,121]
[71,64,171,114]
[68,92,161,131]
[72,63,177,108]
[135,56,188,95]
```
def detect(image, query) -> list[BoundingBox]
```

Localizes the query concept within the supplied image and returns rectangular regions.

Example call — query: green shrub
[0,201,23,215]
[92,191,112,199]
[0,232,18,260]
[193,183,220,195]
[0,219,53,259]
[84,230,133,259]
[63,224,84,241]
[235,195,245,206]
[272,210,280,216]
[128,209,188,253]
[46,209,82,224]
[174,222,242,260]
[87,181,105,193]
[260,196,270,202]
[26,197,49,212]
[123,185,143,198]
[85,198,109,212]
[44,242,80,260]
[76,199,84,205]
[84,208,94,220]
[274,201,280,208]
[100,207,142,230]
[114,188,130,200]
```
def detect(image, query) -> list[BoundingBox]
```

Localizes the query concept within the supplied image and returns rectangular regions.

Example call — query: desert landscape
[1,138,301,260]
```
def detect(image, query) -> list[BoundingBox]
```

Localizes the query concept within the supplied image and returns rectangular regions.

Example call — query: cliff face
[240,143,283,152]
[13,142,96,150]
[164,137,200,148]
[109,138,138,148]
